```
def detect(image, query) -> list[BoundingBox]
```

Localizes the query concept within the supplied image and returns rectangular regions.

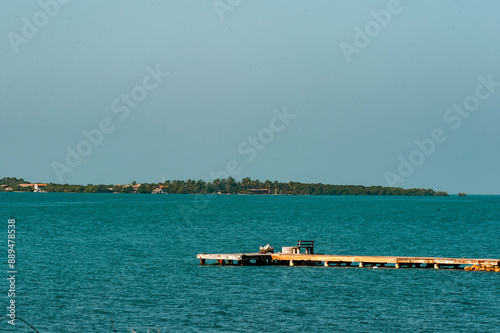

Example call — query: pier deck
[197,253,500,270]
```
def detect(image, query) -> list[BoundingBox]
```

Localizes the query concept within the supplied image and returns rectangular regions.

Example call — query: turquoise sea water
[1,193,499,332]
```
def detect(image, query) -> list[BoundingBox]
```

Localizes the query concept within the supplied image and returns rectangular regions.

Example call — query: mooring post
[359,262,364,268]
[289,260,294,267]
[434,263,439,269]
[200,259,206,265]
[324,261,329,267]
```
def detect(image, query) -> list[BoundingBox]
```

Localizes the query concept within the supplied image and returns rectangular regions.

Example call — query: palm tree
[273,180,280,194]
[212,179,221,193]
[196,179,206,193]
[226,177,236,194]
[186,179,196,193]
[241,177,251,191]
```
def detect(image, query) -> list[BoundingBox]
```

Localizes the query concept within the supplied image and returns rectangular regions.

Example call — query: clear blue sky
[1,0,499,194]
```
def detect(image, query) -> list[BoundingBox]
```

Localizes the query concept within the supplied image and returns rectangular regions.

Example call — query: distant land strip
[0,177,449,196]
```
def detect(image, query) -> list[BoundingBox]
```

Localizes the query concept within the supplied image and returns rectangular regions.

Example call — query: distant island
[0,177,449,196]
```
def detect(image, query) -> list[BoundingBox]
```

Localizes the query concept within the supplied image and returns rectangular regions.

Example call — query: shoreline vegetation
[0,177,449,196]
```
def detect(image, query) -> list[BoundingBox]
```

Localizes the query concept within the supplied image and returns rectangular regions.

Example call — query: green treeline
[0,176,448,196]
[0,177,32,192]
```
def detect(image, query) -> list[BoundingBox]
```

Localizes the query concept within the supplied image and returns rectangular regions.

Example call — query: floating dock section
[197,241,500,271]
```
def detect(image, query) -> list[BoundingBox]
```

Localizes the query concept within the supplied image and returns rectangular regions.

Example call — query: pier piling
[197,252,499,271]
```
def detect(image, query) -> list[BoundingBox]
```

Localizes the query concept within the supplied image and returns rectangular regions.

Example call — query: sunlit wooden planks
[197,252,499,270]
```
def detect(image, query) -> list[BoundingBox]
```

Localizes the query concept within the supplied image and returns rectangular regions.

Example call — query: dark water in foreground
[1,193,499,332]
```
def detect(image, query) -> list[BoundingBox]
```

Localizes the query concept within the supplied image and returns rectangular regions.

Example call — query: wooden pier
[197,241,500,271]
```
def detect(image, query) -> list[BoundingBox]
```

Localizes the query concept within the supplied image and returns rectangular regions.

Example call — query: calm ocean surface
[1,193,499,332]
